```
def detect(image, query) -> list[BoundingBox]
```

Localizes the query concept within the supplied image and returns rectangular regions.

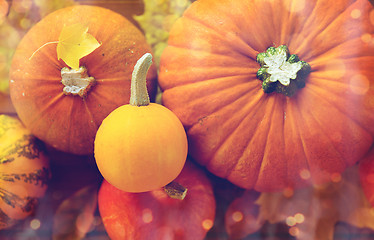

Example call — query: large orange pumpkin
[9,5,157,155]
[159,0,374,191]
[0,115,50,230]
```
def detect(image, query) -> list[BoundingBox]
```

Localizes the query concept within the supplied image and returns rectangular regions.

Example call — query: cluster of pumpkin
[2,0,374,239]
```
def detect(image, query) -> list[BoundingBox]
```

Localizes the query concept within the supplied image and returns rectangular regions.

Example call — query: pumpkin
[98,160,216,240]
[359,148,374,206]
[158,0,374,192]
[9,5,157,155]
[94,53,187,193]
[0,114,50,230]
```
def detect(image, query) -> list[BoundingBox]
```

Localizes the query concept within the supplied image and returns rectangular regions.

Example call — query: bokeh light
[299,169,311,180]
[331,173,342,183]
[351,9,362,19]
[202,219,214,231]
[294,213,305,224]
[286,216,297,227]
[12,0,33,13]
[361,33,372,44]
[289,226,300,237]
[349,74,370,95]
[30,219,41,230]
[283,187,294,198]
[142,208,153,224]
[232,211,244,223]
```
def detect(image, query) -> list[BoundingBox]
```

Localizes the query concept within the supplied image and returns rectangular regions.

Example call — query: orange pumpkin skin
[9,5,157,155]
[98,161,216,240]
[94,103,188,193]
[0,115,50,230]
[159,0,374,191]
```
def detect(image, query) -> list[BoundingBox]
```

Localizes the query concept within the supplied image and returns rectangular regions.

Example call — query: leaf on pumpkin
[56,23,101,69]
[52,184,99,240]
[254,165,374,240]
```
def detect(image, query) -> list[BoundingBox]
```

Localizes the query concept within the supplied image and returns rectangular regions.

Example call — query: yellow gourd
[94,53,188,193]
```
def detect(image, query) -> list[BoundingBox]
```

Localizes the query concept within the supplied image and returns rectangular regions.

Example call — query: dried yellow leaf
[56,23,101,69]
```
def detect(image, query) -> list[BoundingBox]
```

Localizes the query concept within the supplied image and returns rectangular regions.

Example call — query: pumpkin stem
[61,66,96,98]
[129,53,152,106]
[256,45,311,97]
[163,181,188,200]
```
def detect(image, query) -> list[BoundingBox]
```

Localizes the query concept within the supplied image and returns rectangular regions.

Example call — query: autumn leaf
[52,184,99,240]
[56,23,101,69]
[254,165,374,240]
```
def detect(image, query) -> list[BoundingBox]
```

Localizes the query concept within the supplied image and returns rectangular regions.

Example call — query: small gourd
[94,53,188,193]
[0,115,50,230]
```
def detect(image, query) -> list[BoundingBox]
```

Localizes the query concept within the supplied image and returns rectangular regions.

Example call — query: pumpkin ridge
[189,82,261,132]
[82,98,100,129]
[296,90,350,179]
[294,0,365,59]
[300,89,348,164]
[306,83,374,148]
[184,81,259,125]
[166,44,257,65]
[160,56,256,89]
[177,13,258,59]
[307,78,372,130]
[89,88,123,107]
[255,96,288,189]
[22,92,65,133]
[306,37,366,65]
[222,93,271,186]
[289,96,314,184]
[285,98,311,187]
[207,92,267,179]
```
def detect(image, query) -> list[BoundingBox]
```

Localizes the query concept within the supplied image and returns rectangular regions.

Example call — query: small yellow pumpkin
[94,53,188,193]
[0,114,50,230]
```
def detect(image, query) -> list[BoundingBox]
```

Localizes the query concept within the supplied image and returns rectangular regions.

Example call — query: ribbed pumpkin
[98,160,216,240]
[0,115,50,230]
[159,0,374,191]
[9,5,157,155]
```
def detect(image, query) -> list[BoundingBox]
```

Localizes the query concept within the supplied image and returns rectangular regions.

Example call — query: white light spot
[351,9,361,19]
[349,74,370,95]
[232,211,244,222]
[142,208,153,223]
[30,219,41,230]
[202,219,214,230]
